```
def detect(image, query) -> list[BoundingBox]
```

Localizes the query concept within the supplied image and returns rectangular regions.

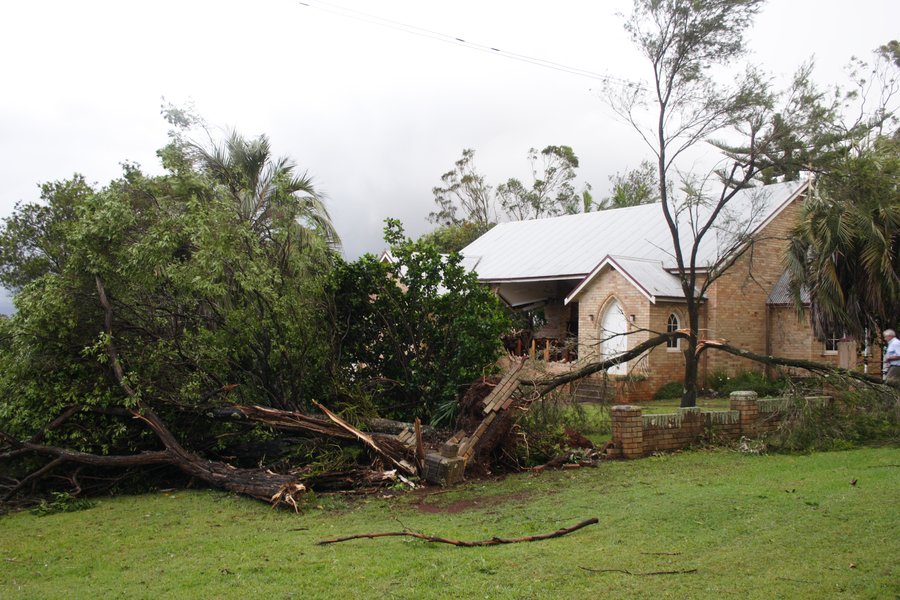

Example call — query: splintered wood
[455,359,525,463]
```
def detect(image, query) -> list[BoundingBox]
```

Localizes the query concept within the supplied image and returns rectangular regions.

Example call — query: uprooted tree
[0,110,515,507]
[0,120,352,506]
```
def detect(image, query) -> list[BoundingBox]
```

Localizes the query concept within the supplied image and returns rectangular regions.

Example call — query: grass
[640,396,732,413]
[573,397,732,444]
[1,447,897,599]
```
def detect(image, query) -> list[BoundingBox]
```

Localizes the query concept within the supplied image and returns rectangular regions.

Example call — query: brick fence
[610,391,832,458]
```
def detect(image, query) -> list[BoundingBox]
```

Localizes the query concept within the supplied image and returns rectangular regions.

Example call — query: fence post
[730,391,759,436]
[612,405,643,458]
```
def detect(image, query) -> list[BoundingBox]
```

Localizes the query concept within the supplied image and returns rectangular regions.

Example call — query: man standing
[883,329,900,385]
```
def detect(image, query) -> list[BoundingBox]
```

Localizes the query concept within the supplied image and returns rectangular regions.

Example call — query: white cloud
[0,0,896,273]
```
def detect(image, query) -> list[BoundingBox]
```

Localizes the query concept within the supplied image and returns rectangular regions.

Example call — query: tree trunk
[681,336,699,408]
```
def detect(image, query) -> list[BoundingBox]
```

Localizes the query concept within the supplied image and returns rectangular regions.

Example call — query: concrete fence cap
[611,405,642,412]
[729,390,759,399]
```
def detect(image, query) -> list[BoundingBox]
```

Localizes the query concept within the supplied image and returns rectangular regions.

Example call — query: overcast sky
[1,0,897,314]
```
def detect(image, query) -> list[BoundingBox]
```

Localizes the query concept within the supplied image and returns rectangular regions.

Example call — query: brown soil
[414,491,532,514]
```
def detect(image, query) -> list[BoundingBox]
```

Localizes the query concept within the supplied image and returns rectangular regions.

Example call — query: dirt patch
[414,491,533,514]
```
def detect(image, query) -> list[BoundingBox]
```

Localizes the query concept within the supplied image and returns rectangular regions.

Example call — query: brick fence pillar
[730,391,759,436]
[612,405,643,458]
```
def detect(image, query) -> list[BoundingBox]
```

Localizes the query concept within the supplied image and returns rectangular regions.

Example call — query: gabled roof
[461,180,809,283]
[565,256,696,305]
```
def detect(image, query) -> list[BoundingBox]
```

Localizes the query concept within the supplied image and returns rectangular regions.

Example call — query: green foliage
[652,380,685,400]
[598,159,660,210]
[30,492,97,516]
[717,371,785,397]
[513,396,608,466]
[786,134,900,341]
[769,385,900,452]
[428,148,494,228]
[496,145,588,219]
[427,145,591,235]
[328,220,511,424]
[0,126,336,452]
[705,369,730,392]
[417,221,493,253]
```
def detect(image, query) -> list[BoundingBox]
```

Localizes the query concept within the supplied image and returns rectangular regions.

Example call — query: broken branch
[317,517,598,546]
[313,401,417,476]
[579,567,698,576]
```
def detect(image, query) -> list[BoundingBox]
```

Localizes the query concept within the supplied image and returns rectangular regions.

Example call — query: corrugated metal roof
[767,270,810,305]
[462,180,807,282]
[608,256,691,300]
[565,256,694,304]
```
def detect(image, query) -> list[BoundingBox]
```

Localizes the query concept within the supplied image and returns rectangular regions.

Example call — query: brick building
[461,179,863,396]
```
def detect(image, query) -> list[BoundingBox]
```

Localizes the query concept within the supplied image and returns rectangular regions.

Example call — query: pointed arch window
[666,313,680,350]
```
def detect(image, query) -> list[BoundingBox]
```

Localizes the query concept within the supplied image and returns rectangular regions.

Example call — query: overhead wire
[293,0,633,85]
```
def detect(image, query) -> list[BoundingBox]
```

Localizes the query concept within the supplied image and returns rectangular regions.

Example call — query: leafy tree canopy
[787,134,900,342]
[598,159,661,210]
[328,220,511,425]
[417,220,494,254]
[0,127,337,452]
[427,146,592,234]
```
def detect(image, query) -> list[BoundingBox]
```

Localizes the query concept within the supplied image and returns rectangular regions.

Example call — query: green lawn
[1,447,897,599]
[573,398,733,444]
[639,396,732,413]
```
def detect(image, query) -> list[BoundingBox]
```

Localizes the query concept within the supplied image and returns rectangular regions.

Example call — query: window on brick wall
[824,331,841,354]
[666,313,680,350]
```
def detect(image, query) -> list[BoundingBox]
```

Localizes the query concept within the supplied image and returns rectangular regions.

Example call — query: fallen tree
[3,325,896,509]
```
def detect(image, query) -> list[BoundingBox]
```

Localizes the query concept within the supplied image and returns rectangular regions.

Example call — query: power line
[293,0,632,85]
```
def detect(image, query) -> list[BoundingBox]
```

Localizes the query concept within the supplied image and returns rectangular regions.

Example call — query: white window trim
[666,313,681,352]
[823,332,841,355]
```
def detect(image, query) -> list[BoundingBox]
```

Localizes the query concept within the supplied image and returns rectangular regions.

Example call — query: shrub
[512,394,608,466]
[705,369,730,392]
[718,370,785,397]
[768,383,900,451]
[652,381,684,400]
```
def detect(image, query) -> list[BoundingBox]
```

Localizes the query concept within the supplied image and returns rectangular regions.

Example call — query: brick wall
[576,268,651,371]
[768,306,839,369]
[575,270,714,398]
[609,391,822,457]
[646,301,707,389]
[705,200,803,376]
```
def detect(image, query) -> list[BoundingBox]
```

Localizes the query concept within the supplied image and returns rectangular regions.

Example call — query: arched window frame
[666,312,680,351]
[599,296,628,375]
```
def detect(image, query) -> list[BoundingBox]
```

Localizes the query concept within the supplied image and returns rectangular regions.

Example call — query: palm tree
[786,135,900,341]
[195,132,341,254]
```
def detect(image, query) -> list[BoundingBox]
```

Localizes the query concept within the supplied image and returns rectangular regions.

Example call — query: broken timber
[424,359,526,486]
[313,401,418,476]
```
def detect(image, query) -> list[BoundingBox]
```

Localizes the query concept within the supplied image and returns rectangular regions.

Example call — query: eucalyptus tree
[496,145,589,220]
[428,148,495,229]
[606,0,835,406]
[598,159,660,210]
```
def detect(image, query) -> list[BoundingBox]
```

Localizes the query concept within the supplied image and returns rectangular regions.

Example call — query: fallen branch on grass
[579,566,697,576]
[317,517,598,546]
